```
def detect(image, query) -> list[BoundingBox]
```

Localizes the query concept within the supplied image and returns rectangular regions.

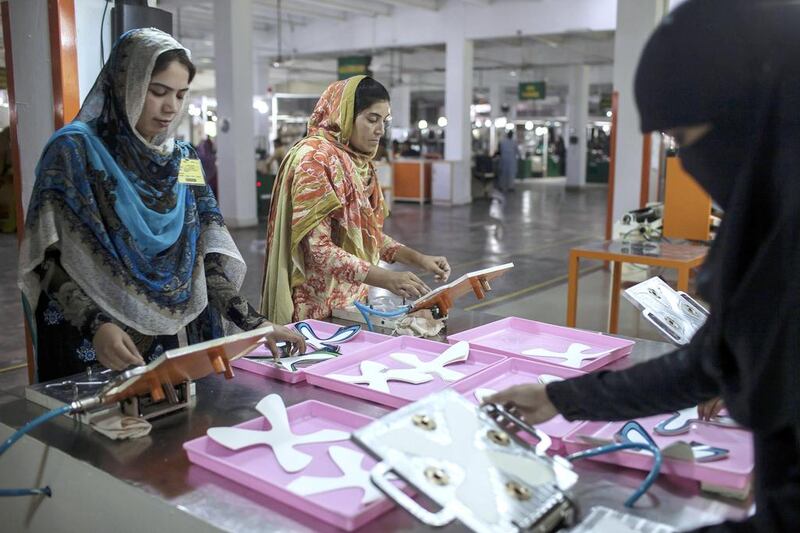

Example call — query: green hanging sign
[337,56,372,80]
[518,81,546,100]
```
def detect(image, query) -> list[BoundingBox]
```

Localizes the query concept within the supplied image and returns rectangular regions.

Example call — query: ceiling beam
[256,0,349,21]
[376,0,440,11]
[292,0,393,17]
[172,3,308,26]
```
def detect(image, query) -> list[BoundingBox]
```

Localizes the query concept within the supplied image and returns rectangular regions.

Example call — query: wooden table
[567,240,708,334]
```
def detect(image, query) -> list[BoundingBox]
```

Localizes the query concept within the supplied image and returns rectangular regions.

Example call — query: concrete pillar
[566,64,589,187]
[253,59,271,150]
[74,0,111,104]
[8,0,55,217]
[443,35,473,205]
[389,84,411,129]
[611,0,669,221]
[488,82,502,155]
[213,0,257,227]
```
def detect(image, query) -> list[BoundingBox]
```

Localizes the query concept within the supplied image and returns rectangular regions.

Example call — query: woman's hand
[418,255,451,283]
[366,266,431,299]
[262,324,307,358]
[93,323,145,371]
[485,383,560,425]
[697,397,725,421]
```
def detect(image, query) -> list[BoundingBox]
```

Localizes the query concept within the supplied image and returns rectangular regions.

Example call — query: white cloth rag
[90,412,152,440]
[393,309,446,337]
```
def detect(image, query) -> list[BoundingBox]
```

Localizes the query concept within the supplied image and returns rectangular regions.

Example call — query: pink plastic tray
[450,358,587,452]
[447,317,634,371]
[183,400,397,531]
[232,319,393,383]
[563,416,754,490]
[304,336,507,408]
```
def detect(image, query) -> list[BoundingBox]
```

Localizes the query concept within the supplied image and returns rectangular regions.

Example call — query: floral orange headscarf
[260,75,389,324]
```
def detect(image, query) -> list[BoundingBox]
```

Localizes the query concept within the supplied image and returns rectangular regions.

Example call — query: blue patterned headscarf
[18,28,245,336]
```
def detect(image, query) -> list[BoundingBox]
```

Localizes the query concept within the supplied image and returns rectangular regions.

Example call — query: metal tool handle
[370,462,455,528]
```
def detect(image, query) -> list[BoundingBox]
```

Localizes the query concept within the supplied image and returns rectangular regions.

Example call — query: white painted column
[253,59,271,148]
[444,35,473,205]
[389,84,411,129]
[74,0,112,104]
[488,82,502,155]
[566,64,589,187]
[213,0,257,227]
[8,0,55,218]
[611,0,669,220]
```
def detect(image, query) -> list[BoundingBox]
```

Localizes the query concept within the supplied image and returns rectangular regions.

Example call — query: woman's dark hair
[353,77,390,117]
[153,49,196,83]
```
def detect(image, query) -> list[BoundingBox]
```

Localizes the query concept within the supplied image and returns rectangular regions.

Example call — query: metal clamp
[642,310,684,344]
[481,402,553,456]
[370,462,456,528]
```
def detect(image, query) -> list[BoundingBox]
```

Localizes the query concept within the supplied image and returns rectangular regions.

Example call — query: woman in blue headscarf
[18,29,304,381]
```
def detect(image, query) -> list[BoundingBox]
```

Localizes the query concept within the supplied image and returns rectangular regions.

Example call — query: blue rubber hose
[566,441,664,507]
[353,300,411,332]
[0,404,72,497]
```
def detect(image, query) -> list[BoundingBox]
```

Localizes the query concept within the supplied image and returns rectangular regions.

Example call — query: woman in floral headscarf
[18,29,304,381]
[261,76,450,325]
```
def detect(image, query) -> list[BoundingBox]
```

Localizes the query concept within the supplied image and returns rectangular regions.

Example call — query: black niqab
[634,0,800,432]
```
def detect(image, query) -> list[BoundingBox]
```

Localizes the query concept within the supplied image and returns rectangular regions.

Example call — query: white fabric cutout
[537,374,564,385]
[272,352,338,372]
[654,406,740,436]
[657,406,700,434]
[690,443,729,462]
[389,341,470,382]
[521,343,611,368]
[474,388,497,403]
[286,446,383,505]
[328,360,433,393]
[206,394,349,473]
[376,399,555,525]
[293,322,360,352]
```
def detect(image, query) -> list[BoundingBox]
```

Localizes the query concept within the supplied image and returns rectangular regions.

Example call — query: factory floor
[0,177,674,391]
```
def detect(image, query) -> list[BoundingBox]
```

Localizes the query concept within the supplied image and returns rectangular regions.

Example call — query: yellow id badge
[177,158,206,185]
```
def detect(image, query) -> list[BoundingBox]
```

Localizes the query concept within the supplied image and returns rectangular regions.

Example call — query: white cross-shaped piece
[206,394,349,473]
[389,341,470,382]
[521,343,611,368]
[375,399,556,524]
[328,360,433,393]
[286,445,384,505]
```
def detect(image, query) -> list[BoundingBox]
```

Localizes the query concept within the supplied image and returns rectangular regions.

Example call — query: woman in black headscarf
[489,0,800,530]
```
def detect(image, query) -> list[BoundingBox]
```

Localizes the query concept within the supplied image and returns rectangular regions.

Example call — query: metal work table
[0,312,751,532]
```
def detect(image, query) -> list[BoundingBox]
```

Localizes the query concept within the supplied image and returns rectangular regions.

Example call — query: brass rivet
[488,429,511,446]
[424,466,450,486]
[505,481,532,501]
[412,414,437,431]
